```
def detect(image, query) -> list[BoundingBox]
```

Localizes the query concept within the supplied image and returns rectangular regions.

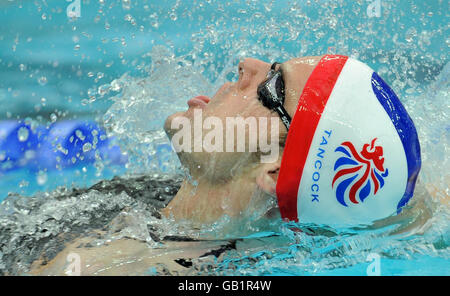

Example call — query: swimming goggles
[257,62,291,131]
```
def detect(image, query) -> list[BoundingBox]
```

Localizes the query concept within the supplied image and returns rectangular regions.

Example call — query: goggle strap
[275,105,291,131]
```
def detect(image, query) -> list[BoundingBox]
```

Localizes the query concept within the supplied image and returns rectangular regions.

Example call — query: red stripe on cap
[276,55,348,221]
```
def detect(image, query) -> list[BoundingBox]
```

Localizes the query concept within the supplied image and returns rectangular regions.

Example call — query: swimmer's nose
[238,58,271,90]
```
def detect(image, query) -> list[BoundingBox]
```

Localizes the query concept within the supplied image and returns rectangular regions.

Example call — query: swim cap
[276,55,421,227]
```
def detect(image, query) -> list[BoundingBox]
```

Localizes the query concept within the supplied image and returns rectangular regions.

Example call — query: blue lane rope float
[0,120,128,172]
[0,121,39,170]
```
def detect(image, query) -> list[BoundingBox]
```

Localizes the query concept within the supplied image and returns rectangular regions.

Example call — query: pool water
[0,0,448,275]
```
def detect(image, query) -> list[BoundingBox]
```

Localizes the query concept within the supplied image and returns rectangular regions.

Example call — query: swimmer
[162,54,427,229]
[22,55,435,276]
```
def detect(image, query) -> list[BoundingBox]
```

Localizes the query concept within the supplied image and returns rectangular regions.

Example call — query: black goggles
[256,62,291,131]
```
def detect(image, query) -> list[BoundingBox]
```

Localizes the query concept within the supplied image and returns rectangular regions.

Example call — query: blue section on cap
[371,72,421,213]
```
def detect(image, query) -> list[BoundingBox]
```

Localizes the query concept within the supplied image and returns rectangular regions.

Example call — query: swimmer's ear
[255,161,281,196]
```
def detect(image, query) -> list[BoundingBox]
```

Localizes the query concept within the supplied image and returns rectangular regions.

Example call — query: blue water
[0,0,448,275]
[271,256,450,276]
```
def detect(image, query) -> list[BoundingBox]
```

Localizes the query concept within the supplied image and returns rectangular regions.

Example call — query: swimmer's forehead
[278,56,323,107]
[279,56,323,73]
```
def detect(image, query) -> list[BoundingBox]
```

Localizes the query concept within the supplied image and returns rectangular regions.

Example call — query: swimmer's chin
[164,110,186,138]
[164,105,204,138]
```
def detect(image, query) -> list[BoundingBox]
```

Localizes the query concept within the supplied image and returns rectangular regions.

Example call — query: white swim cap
[276,55,421,227]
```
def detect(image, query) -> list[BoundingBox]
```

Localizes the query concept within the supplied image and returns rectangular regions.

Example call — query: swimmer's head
[164,55,421,227]
[164,57,308,184]
[164,57,320,180]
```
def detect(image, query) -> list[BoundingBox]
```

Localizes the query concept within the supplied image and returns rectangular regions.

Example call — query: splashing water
[97,45,448,277]
[102,46,214,174]
[97,44,449,274]
[0,0,448,275]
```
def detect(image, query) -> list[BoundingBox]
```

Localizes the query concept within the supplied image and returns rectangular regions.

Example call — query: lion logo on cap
[332,138,389,207]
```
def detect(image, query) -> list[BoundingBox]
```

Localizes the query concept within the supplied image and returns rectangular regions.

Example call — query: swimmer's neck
[161,174,259,224]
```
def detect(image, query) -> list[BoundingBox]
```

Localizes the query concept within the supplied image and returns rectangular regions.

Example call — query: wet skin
[162,56,322,224]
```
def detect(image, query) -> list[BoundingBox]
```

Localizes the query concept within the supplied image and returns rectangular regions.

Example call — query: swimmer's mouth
[187,95,211,109]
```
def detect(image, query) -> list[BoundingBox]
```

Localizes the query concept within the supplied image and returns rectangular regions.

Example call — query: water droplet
[17,127,29,142]
[82,143,92,152]
[124,14,136,25]
[24,150,35,160]
[74,44,80,50]
[75,129,85,141]
[98,84,110,96]
[122,0,131,10]
[38,76,47,86]
[19,180,29,188]
[36,171,48,185]
[56,144,68,155]
[405,28,417,43]
[151,20,159,28]
[19,64,26,71]
[50,113,58,122]
[110,79,122,91]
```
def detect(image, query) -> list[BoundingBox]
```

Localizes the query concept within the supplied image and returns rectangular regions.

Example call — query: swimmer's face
[164,56,321,181]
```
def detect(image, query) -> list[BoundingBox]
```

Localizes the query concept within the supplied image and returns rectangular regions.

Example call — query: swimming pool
[0,0,448,275]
